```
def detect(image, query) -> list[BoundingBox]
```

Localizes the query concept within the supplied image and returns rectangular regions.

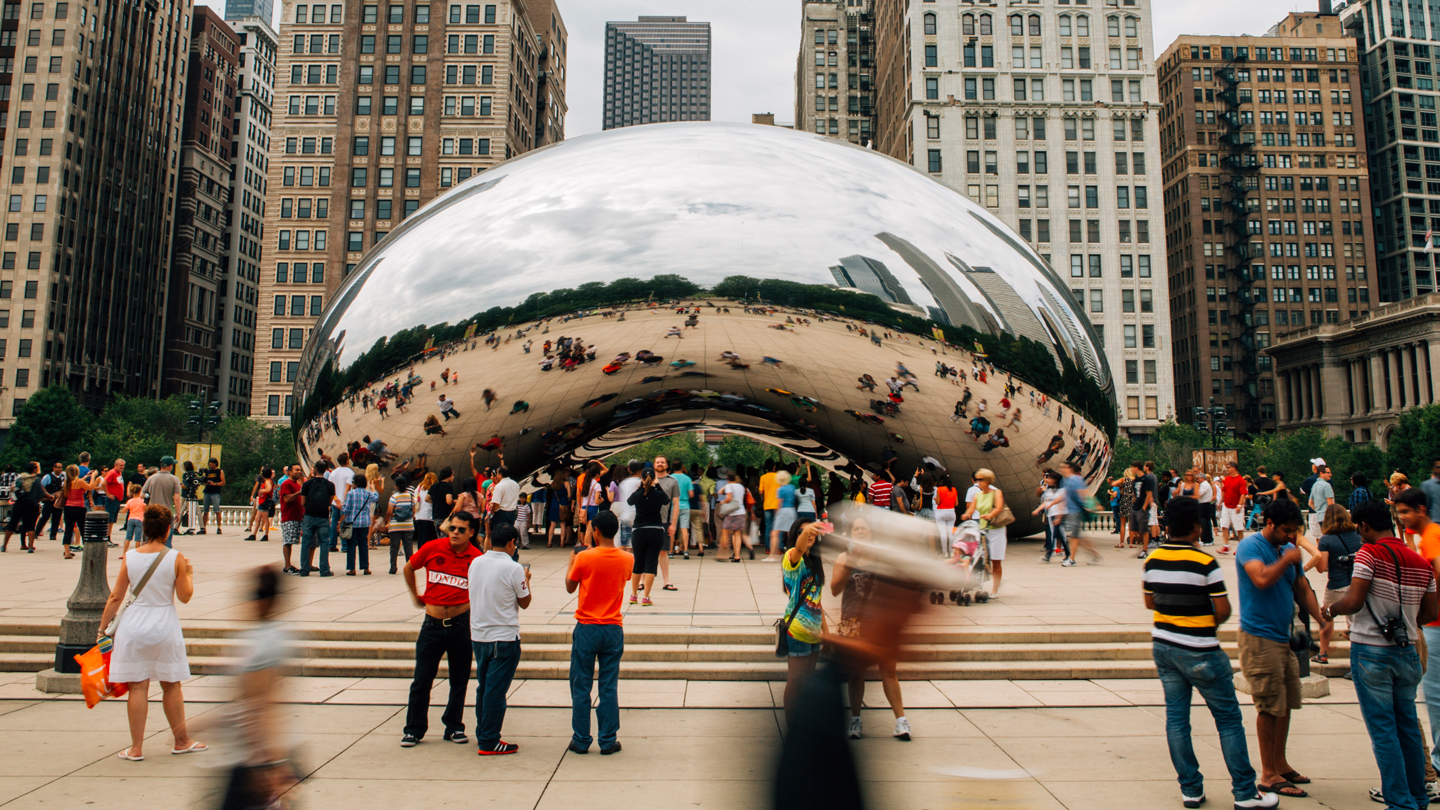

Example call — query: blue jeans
[1043,520,1069,560]
[570,623,623,750]
[1424,627,1440,775]
[329,505,343,550]
[300,515,331,574]
[344,525,369,571]
[1152,642,1257,801]
[763,509,775,541]
[472,639,522,750]
[1352,642,1429,810]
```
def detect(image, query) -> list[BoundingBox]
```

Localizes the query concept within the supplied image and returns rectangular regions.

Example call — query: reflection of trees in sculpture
[296,275,1114,439]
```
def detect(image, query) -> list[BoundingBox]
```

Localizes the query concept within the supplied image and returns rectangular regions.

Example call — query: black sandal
[663,584,678,591]
[1310,654,1328,665]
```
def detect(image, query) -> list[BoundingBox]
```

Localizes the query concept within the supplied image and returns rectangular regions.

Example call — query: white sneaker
[1429,782,1440,801]
[1181,793,1204,809]
[893,717,911,741]
[1368,788,1384,804]
[847,717,863,739]
[1234,792,1277,809]
[1061,559,1076,567]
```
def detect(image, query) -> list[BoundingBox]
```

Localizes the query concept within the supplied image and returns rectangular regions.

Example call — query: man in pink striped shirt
[1325,501,1438,810]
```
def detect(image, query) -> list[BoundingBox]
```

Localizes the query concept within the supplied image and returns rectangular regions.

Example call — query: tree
[1386,403,1440,485]
[605,431,712,473]
[714,434,804,475]
[1,385,90,467]
[209,416,295,504]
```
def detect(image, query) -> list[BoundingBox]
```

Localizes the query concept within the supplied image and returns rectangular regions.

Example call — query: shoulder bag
[774,572,813,658]
[103,550,169,638]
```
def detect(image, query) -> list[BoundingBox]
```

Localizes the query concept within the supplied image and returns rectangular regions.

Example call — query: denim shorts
[786,635,818,658]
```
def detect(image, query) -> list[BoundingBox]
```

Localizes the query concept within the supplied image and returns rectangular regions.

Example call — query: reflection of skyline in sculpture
[873,232,997,334]
[828,255,916,309]
[292,123,1116,534]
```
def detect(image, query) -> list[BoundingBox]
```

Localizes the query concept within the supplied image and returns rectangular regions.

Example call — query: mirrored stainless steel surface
[295,123,1114,534]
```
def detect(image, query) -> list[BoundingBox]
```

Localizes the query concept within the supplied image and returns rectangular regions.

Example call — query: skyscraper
[603,16,711,130]
[1339,1,1438,300]
[215,16,280,415]
[794,0,877,144]
[873,0,1170,438]
[0,0,192,421]
[224,0,276,27]
[251,0,566,420]
[1158,15,1376,434]
[164,6,240,402]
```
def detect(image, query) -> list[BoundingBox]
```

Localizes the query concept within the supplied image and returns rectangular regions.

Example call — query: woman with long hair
[253,467,276,543]
[934,473,959,554]
[61,464,100,559]
[781,519,827,722]
[961,469,1007,598]
[413,472,438,545]
[1116,466,1139,550]
[831,516,909,741]
[1311,504,1361,665]
[99,505,204,760]
[547,469,573,548]
[365,464,385,551]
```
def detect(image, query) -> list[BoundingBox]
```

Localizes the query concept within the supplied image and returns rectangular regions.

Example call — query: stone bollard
[35,510,113,693]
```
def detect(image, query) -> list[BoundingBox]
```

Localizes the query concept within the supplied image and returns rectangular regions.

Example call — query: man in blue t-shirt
[1235,498,1324,798]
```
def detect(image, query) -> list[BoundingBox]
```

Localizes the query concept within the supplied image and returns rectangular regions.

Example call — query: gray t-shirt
[656,475,680,525]
[1309,478,1335,514]
[141,471,182,512]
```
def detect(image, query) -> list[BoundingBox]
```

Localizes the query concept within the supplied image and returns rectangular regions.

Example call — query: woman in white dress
[98,504,205,761]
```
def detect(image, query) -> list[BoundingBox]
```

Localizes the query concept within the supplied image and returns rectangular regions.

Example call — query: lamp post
[35,509,112,692]
[1190,396,1229,474]
[187,397,223,442]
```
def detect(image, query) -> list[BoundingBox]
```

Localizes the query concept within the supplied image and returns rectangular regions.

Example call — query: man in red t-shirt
[401,519,481,748]
[102,459,127,542]
[1219,462,1248,555]
[566,512,633,754]
[278,464,305,574]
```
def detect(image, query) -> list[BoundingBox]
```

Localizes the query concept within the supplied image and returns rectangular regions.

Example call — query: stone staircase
[0,619,1351,681]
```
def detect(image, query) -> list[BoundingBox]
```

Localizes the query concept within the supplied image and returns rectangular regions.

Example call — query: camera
[1378,614,1411,648]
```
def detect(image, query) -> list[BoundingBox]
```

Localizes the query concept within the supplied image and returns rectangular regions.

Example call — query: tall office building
[0,0,192,423]
[873,0,1171,438]
[164,6,240,401]
[1158,15,1376,434]
[215,16,279,415]
[252,0,566,420]
[1340,0,1440,300]
[225,0,276,26]
[603,16,711,130]
[794,0,876,144]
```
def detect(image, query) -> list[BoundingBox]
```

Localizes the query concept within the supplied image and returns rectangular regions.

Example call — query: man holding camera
[1324,501,1437,810]
[1235,499,1325,798]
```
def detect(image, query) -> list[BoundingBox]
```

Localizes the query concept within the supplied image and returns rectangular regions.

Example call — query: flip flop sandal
[171,742,208,755]
[1280,771,1312,785]
[118,751,144,762]
[1258,781,1307,798]
[663,584,679,591]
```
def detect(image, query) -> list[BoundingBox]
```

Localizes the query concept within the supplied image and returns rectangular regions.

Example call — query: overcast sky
[199,0,1321,135]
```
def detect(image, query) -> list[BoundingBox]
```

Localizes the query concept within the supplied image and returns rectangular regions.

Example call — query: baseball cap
[1309,457,1326,466]
[160,455,176,466]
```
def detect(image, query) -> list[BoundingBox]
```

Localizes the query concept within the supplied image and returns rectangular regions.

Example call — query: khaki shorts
[691,509,706,536]
[1238,630,1303,716]
[1323,587,1350,630]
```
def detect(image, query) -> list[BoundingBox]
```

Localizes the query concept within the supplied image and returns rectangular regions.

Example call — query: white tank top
[125,548,177,608]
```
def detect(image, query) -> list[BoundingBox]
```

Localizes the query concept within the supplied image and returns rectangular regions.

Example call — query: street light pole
[35,509,113,692]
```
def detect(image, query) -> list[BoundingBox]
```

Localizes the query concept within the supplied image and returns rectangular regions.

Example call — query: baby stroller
[933,520,992,605]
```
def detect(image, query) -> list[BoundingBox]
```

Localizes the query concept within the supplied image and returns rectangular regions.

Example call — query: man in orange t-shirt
[1397,486,1440,777]
[565,511,633,755]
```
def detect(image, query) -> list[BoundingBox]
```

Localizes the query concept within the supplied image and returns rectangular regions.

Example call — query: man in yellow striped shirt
[1144,495,1276,810]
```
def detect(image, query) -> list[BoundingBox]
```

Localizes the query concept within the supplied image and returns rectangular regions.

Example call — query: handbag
[774,573,812,658]
[988,505,1016,528]
[103,549,169,638]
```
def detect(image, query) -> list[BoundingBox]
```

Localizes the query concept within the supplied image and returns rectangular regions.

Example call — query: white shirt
[490,477,520,512]
[1196,479,1215,504]
[326,466,355,507]
[414,487,434,521]
[964,484,981,511]
[467,551,528,643]
[612,476,642,524]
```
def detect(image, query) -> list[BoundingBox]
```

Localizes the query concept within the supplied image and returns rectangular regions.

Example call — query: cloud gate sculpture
[294,123,1115,535]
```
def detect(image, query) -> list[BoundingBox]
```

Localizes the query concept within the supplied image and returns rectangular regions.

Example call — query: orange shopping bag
[74,636,128,709]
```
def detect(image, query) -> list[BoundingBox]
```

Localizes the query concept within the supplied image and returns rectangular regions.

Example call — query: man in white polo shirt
[467,518,530,756]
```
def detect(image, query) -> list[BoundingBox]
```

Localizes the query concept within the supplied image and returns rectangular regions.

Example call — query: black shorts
[631,526,666,576]
[6,499,37,533]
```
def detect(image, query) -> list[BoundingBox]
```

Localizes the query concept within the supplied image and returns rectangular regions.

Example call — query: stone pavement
[0,698,1384,810]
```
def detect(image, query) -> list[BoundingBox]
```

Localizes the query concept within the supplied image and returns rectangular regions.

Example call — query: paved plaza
[0,531,1383,808]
